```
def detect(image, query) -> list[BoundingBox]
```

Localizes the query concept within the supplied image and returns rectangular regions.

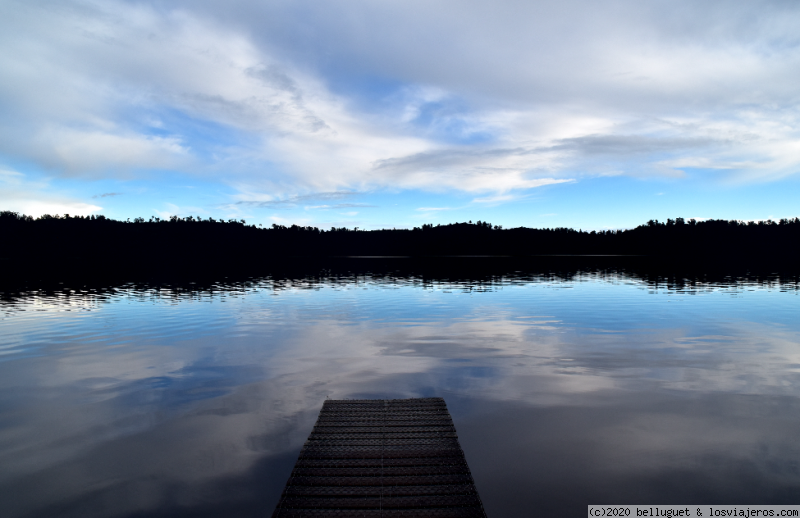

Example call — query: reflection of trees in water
[2,257,798,311]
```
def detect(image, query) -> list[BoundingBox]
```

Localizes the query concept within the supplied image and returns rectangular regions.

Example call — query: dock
[272,397,488,517]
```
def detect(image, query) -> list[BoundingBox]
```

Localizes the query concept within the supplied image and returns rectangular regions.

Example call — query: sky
[1,0,800,230]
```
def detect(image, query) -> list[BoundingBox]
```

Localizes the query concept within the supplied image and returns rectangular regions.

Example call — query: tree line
[1,211,798,274]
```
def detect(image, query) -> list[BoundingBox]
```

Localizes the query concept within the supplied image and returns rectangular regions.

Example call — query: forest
[1,211,798,276]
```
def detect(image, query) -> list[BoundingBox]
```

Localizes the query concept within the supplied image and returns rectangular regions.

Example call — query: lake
[2,260,800,517]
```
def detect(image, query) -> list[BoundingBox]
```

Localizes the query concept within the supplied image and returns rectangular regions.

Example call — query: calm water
[2,264,800,517]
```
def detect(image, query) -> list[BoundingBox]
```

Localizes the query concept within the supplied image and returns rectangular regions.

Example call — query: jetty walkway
[272,397,487,517]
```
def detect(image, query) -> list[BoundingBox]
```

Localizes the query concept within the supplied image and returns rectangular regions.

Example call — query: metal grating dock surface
[272,397,488,518]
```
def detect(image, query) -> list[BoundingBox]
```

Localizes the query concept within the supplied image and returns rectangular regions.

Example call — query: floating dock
[272,397,487,517]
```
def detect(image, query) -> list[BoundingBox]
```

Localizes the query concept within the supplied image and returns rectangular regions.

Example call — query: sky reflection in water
[1,270,800,517]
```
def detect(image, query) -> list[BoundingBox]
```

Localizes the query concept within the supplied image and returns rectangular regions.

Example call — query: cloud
[372,145,576,192]
[0,169,24,185]
[35,130,189,177]
[2,0,800,204]
[232,191,364,208]
[551,134,720,158]
[0,0,331,177]
[152,202,210,219]
[93,192,123,198]
[268,214,314,226]
[0,168,101,217]
[305,203,377,210]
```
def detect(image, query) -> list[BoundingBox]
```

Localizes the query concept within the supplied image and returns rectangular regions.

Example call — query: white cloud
[269,214,313,226]
[1,0,800,204]
[40,129,189,175]
[0,169,101,217]
[1,199,101,218]
[0,169,24,185]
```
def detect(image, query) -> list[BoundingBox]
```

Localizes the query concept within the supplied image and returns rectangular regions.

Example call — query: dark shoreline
[2,211,799,285]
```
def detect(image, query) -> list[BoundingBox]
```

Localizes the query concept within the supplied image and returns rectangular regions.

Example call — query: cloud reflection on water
[0,272,799,517]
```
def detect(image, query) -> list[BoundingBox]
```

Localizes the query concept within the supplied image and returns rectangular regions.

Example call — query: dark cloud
[550,134,723,157]
[92,192,123,198]
[245,64,301,97]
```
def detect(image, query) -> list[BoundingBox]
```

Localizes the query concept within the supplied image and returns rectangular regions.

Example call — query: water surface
[2,264,800,517]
